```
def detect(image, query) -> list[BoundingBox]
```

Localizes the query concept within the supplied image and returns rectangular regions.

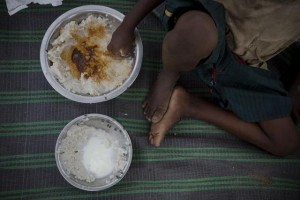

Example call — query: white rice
[48,15,134,96]
[58,124,128,183]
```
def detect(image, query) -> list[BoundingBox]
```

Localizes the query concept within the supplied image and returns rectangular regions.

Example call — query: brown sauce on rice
[60,23,112,83]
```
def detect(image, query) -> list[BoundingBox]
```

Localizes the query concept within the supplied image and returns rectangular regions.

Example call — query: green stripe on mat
[0,176,299,199]
[0,117,226,137]
[0,88,211,105]
[0,0,135,13]
[1,148,299,170]
[0,60,41,73]
[0,89,146,104]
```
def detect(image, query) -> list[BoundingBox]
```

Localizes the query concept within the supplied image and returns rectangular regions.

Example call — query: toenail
[153,116,159,122]
[151,132,158,136]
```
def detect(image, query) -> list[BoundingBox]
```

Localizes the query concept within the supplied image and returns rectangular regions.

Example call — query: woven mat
[0,1,299,199]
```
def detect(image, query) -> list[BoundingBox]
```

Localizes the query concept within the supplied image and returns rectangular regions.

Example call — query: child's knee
[271,132,300,156]
[162,11,218,70]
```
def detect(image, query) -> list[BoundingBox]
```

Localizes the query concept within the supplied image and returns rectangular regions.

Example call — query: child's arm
[108,0,165,56]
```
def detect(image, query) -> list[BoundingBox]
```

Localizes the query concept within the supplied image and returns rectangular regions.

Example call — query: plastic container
[55,114,133,191]
[40,5,143,103]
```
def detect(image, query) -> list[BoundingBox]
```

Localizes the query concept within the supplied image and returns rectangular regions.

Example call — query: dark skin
[289,72,300,122]
[108,0,300,156]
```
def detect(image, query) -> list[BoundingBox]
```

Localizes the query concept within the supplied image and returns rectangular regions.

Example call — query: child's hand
[107,24,135,57]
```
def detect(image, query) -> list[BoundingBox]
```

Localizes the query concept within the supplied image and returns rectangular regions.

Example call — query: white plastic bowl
[55,114,133,191]
[40,5,143,103]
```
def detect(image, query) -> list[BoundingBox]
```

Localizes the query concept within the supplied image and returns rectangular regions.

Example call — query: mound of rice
[48,15,134,96]
[58,124,128,183]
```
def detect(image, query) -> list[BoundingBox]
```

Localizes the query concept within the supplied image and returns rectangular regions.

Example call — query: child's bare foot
[149,87,190,147]
[143,71,179,123]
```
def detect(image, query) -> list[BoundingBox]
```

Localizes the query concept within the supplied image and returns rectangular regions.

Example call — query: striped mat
[0,0,299,199]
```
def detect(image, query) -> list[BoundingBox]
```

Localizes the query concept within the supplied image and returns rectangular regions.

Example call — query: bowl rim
[55,113,133,191]
[40,5,143,103]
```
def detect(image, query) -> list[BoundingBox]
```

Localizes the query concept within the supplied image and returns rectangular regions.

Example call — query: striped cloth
[0,0,299,199]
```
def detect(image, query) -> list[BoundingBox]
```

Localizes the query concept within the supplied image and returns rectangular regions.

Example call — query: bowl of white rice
[40,5,143,103]
[55,114,133,191]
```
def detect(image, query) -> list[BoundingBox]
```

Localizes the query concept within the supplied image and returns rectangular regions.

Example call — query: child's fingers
[107,42,116,54]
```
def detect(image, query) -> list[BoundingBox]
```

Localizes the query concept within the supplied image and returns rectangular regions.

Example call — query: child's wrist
[121,13,141,30]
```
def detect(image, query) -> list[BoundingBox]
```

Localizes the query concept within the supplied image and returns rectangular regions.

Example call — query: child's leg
[288,72,300,121]
[149,87,300,156]
[143,10,217,123]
